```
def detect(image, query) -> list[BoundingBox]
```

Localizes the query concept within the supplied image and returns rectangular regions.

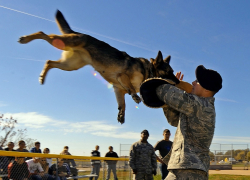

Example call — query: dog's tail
[55,10,74,34]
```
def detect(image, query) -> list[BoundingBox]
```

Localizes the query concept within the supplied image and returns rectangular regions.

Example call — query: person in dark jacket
[30,142,42,153]
[8,157,30,180]
[89,145,101,180]
[105,146,119,180]
[49,159,70,180]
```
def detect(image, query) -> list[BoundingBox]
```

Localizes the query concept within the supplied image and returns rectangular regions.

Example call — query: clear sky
[1,1,250,156]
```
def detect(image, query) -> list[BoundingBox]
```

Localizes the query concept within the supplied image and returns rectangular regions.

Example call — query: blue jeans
[89,164,100,180]
[160,163,169,180]
[31,175,43,180]
[106,164,117,180]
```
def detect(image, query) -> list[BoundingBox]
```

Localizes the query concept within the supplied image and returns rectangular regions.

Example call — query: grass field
[78,170,250,180]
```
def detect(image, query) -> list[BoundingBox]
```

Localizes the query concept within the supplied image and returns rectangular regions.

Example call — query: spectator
[60,146,76,167]
[0,146,9,177]
[49,158,70,180]
[154,129,173,180]
[43,148,52,167]
[16,140,29,152]
[129,130,157,180]
[8,157,30,180]
[26,157,45,180]
[89,145,101,180]
[4,142,16,163]
[105,146,119,180]
[40,157,53,180]
[30,142,42,153]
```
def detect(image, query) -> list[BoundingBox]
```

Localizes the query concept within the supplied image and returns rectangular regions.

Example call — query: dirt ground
[209,169,250,176]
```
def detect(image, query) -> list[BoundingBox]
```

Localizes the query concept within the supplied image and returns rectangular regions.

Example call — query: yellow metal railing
[0,150,129,161]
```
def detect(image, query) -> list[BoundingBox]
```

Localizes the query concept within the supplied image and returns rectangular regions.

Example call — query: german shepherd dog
[18,10,180,124]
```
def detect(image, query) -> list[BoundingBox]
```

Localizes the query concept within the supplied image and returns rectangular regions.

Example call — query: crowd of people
[0,141,78,180]
[0,141,123,180]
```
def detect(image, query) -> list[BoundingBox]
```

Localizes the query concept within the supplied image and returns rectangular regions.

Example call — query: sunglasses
[194,80,199,84]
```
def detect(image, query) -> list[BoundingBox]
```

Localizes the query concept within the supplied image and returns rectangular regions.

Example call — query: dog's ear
[150,58,154,63]
[152,51,163,67]
[163,55,171,64]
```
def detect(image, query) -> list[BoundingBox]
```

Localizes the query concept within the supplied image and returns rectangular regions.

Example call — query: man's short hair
[64,146,69,149]
[141,129,149,136]
[109,146,113,149]
[59,158,65,162]
[15,156,25,160]
[163,129,170,134]
[18,140,25,145]
[35,141,40,145]
[8,142,14,145]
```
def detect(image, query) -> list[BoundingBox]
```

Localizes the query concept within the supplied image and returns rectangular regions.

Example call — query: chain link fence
[0,151,133,180]
[210,143,249,170]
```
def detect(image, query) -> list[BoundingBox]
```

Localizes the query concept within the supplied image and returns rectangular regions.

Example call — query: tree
[235,151,245,160]
[209,151,215,160]
[0,114,36,149]
[247,151,250,161]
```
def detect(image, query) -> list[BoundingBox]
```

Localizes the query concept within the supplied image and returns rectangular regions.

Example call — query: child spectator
[30,142,42,153]
[8,157,30,180]
[16,140,29,152]
[26,157,44,180]
[43,148,52,167]
[4,142,16,162]
[49,159,70,180]
[40,158,53,180]
[60,146,76,167]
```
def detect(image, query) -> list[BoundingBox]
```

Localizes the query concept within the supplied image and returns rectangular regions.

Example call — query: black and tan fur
[18,10,180,124]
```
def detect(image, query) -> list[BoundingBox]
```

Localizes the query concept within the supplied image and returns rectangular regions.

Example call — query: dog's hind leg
[114,87,127,124]
[116,73,141,104]
[39,51,88,84]
[19,32,85,50]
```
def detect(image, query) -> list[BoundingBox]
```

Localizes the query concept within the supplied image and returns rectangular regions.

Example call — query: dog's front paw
[18,36,29,44]
[132,94,141,104]
[117,110,125,124]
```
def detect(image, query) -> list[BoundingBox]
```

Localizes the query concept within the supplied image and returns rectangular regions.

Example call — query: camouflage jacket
[156,84,215,173]
[129,140,157,173]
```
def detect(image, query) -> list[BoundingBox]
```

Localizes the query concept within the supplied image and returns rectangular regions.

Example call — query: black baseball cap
[195,65,222,92]
[141,129,149,136]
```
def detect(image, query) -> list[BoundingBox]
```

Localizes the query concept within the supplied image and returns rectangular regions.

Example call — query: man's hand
[176,72,184,81]
[152,169,157,176]
[132,169,137,174]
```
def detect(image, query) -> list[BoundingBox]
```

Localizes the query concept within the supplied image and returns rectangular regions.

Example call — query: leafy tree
[247,151,250,161]
[209,151,215,160]
[0,114,36,149]
[235,151,245,160]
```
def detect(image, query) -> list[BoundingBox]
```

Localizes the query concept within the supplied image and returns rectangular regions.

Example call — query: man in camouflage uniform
[156,65,223,180]
[129,130,157,180]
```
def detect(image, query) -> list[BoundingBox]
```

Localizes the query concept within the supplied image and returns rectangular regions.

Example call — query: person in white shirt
[26,157,45,180]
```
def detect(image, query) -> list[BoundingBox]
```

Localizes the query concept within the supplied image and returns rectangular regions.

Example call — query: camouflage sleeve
[162,105,179,127]
[156,84,196,116]
[129,144,136,170]
[151,147,157,169]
